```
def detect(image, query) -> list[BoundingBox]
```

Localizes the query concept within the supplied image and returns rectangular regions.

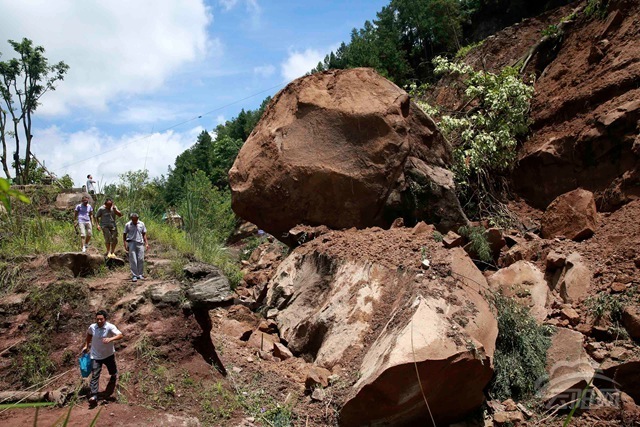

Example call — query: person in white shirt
[82,310,123,405]
[86,175,97,196]
[123,212,149,282]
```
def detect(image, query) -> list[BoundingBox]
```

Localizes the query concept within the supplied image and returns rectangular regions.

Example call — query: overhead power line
[58,81,287,171]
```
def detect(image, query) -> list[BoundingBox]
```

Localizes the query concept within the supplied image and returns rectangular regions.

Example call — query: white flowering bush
[432,56,534,187]
[411,57,534,220]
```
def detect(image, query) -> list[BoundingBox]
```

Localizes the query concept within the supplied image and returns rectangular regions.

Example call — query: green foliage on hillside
[412,57,534,221]
[163,97,270,206]
[490,293,554,401]
[311,0,570,86]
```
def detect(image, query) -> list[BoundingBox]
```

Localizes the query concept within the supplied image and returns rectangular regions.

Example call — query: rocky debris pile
[229,67,468,241]
[263,227,498,426]
[236,239,285,307]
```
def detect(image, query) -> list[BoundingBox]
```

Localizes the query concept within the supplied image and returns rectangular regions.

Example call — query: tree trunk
[22,110,32,184]
[0,110,11,179]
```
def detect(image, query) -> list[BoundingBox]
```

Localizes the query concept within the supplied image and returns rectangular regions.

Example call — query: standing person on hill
[86,175,97,197]
[95,198,123,258]
[74,195,94,253]
[82,309,123,406]
[123,212,149,282]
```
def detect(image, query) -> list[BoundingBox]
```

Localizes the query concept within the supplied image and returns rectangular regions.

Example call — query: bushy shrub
[458,225,492,263]
[489,293,554,400]
[412,57,534,221]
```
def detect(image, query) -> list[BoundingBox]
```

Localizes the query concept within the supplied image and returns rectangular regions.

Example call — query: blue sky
[0,0,388,187]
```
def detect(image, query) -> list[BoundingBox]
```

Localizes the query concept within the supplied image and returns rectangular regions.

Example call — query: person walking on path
[95,198,123,258]
[74,195,94,253]
[86,175,97,196]
[82,309,123,406]
[123,212,149,282]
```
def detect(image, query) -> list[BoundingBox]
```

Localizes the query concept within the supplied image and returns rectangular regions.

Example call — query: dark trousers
[90,354,118,397]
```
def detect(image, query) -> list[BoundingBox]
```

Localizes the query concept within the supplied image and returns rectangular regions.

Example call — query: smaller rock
[305,366,331,390]
[390,218,404,228]
[183,262,221,280]
[516,403,533,419]
[232,366,243,373]
[487,228,506,257]
[591,349,608,362]
[493,411,524,425]
[420,259,430,269]
[546,251,566,269]
[266,308,279,319]
[311,388,326,402]
[611,282,627,293]
[185,275,233,308]
[622,306,640,340]
[502,399,517,412]
[150,282,183,307]
[541,189,597,241]
[258,350,274,361]
[443,231,464,248]
[48,252,104,277]
[273,343,294,360]
[592,325,613,342]
[258,320,278,334]
[412,221,435,235]
[560,307,581,326]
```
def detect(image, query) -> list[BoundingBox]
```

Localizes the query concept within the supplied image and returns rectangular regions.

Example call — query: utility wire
[58,81,287,172]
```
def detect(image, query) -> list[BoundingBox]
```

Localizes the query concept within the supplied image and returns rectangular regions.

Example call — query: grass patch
[27,281,89,332]
[0,214,77,257]
[13,333,57,387]
[586,290,637,339]
[489,293,554,401]
[455,40,484,59]
[0,261,28,294]
[135,335,161,363]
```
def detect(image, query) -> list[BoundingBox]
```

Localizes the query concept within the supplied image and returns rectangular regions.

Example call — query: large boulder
[541,328,594,407]
[185,275,233,309]
[265,228,497,426]
[47,252,103,277]
[541,189,598,241]
[229,68,467,241]
[54,192,93,210]
[487,261,549,323]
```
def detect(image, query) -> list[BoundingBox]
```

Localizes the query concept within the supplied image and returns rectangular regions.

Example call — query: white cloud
[219,0,240,10]
[281,48,325,82]
[33,125,201,187]
[0,0,213,116]
[216,115,226,125]
[112,103,189,125]
[218,0,261,29]
[253,64,275,78]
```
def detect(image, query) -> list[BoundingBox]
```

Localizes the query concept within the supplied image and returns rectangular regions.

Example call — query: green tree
[0,38,69,183]
[161,97,270,206]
